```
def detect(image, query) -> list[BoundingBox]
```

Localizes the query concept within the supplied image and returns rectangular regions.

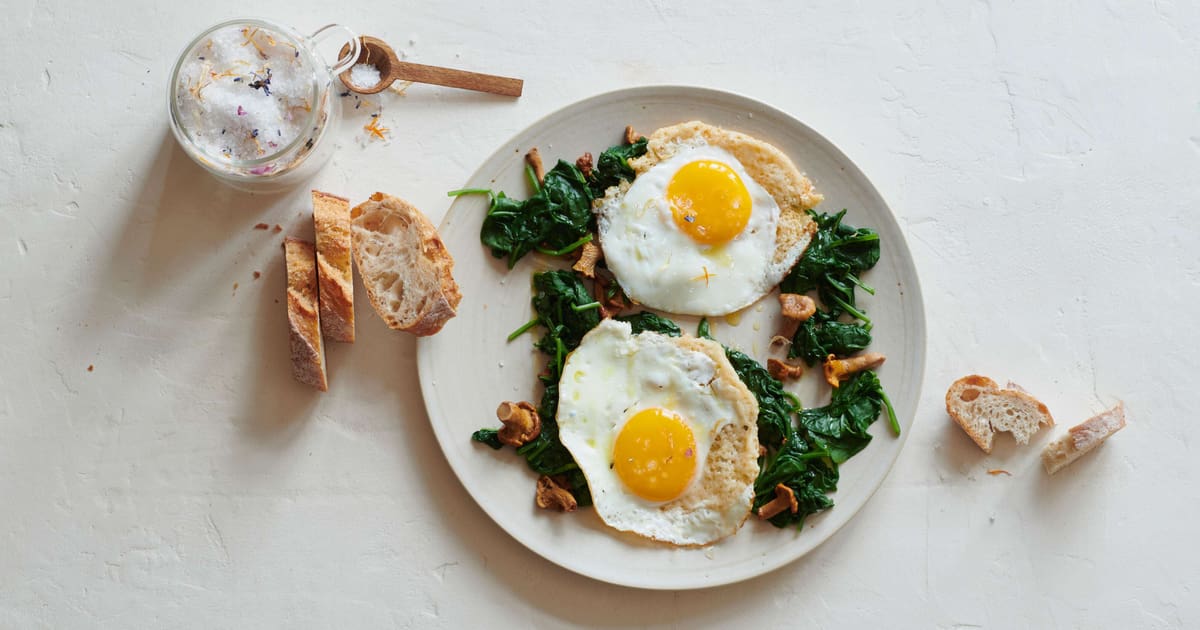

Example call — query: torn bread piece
[1042,402,1126,474]
[284,238,328,391]
[312,190,355,342]
[945,375,1053,453]
[351,193,462,336]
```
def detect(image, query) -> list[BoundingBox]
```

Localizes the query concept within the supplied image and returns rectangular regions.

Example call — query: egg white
[597,142,786,316]
[557,319,756,546]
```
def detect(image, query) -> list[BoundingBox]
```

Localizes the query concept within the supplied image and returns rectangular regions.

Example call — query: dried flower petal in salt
[174,25,316,162]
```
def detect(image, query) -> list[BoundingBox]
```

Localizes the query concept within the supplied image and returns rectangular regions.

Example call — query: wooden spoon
[338,36,523,97]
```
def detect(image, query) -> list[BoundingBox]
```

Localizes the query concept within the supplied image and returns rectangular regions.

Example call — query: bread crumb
[233,282,239,292]
[87,364,94,372]
[254,223,270,230]
[253,271,261,280]
[273,224,282,233]
[987,469,1012,476]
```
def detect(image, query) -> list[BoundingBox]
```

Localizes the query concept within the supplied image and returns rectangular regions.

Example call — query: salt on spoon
[347,63,382,90]
[338,36,523,97]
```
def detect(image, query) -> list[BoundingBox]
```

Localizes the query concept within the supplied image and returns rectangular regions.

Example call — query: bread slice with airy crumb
[312,190,354,343]
[1042,402,1126,474]
[350,193,461,336]
[945,375,1053,453]
[284,238,327,391]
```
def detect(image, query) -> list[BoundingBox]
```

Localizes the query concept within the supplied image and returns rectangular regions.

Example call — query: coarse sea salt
[175,25,318,162]
[349,63,382,89]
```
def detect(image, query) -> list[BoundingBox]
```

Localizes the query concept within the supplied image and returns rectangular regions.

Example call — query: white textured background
[2,1,1197,627]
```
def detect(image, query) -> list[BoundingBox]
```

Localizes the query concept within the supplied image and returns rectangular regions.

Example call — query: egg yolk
[612,407,698,502]
[667,160,752,245]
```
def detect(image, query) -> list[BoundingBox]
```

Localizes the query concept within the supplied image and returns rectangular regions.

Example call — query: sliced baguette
[312,190,355,343]
[1042,402,1126,474]
[350,192,461,336]
[945,375,1053,453]
[284,238,328,391]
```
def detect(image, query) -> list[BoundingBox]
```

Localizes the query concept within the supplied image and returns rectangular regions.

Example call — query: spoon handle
[388,61,523,97]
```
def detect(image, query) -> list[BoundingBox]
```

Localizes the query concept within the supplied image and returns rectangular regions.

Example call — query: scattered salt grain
[349,63,382,89]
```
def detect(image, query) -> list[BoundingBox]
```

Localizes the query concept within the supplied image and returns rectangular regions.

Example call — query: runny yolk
[612,407,697,502]
[667,159,752,245]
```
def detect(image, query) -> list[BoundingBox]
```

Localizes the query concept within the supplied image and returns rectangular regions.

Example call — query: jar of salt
[168,19,359,192]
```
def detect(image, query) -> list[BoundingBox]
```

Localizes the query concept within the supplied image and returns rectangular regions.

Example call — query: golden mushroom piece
[756,483,799,520]
[535,475,578,512]
[767,358,804,381]
[496,401,541,447]
[778,293,817,322]
[823,352,887,388]
[572,240,602,279]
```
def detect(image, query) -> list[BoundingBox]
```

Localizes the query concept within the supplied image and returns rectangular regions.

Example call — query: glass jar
[167,18,359,192]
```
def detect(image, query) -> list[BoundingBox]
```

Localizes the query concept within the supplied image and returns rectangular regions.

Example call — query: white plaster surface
[1,1,1197,627]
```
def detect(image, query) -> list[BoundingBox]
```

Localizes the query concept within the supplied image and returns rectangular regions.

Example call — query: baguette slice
[312,190,355,343]
[1042,402,1126,474]
[350,193,461,336]
[284,238,328,391]
[945,375,1053,453]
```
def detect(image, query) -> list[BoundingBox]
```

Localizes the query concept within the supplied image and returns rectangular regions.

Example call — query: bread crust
[946,375,1053,453]
[312,190,355,343]
[1042,402,1126,474]
[283,238,328,391]
[350,193,461,336]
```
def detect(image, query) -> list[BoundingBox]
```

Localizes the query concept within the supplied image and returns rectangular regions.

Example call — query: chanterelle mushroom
[572,241,602,279]
[767,358,804,381]
[593,271,630,319]
[823,352,887,388]
[757,483,798,519]
[575,152,594,178]
[779,293,817,322]
[535,475,578,512]
[496,401,541,447]
[525,148,545,185]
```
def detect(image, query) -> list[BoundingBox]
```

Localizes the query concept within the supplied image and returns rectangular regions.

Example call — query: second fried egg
[557,319,760,546]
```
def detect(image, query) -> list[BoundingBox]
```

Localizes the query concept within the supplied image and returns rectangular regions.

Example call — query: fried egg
[597,121,821,316]
[557,319,760,546]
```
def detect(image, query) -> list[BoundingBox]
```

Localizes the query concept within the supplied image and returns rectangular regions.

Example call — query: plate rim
[417,84,927,590]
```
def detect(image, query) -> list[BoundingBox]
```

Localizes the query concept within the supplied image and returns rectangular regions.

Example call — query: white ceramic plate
[417,86,925,590]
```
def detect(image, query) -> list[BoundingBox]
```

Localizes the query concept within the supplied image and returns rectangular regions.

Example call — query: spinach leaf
[615,311,681,337]
[588,137,648,198]
[722,345,798,450]
[478,192,538,267]
[698,319,834,527]
[471,429,503,450]
[789,310,873,365]
[473,270,598,505]
[515,375,593,506]
[781,209,880,323]
[798,371,892,464]
[699,319,895,529]
[531,270,601,354]
[753,433,839,528]
[458,138,647,269]
[461,161,595,268]
[535,161,595,252]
